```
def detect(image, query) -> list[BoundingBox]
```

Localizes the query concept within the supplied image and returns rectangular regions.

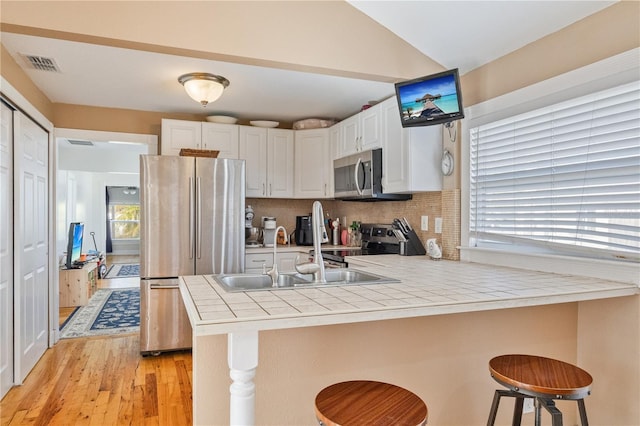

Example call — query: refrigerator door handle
[149,283,180,290]
[189,176,194,259]
[196,176,202,259]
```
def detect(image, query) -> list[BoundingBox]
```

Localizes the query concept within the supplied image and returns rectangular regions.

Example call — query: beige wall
[578,296,640,425]
[461,1,640,107]
[53,103,201,138]
[195,303,583,425]
[195,297,639,425]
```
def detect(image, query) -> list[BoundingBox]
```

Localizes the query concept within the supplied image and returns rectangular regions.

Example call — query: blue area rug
[60,287,140,339]
[91,288,140,330]
[104,263,140,279]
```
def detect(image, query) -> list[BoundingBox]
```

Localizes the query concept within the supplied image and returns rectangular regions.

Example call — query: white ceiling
[1,1,616,128]
[350,1,616,75]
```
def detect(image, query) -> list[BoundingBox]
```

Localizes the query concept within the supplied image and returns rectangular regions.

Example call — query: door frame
[54,128,157,264]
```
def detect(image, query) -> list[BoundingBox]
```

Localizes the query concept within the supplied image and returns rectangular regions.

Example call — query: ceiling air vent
[67,139,94,147]
[22,54,61,72]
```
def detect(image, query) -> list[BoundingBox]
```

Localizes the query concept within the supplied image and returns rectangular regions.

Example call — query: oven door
[334,151,373,199]
[316,249,363,268]
[324,259,347,268]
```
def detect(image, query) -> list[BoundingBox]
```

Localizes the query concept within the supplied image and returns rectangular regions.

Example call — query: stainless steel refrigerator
[139,155,245,354]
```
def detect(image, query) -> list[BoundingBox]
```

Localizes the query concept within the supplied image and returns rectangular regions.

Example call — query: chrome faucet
[263,225,288,287]
[295,201,328,283]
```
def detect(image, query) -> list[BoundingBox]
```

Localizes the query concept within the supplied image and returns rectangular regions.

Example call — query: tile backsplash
[247,191,459,260]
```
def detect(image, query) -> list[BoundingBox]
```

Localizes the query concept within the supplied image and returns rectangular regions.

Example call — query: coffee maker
[295,215,314,246]
[262,217,277,247]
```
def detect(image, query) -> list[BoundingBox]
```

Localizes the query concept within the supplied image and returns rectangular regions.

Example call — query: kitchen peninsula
[179,256,639,425]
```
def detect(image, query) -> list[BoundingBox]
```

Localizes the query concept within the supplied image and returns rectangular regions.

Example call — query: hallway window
[109,203,140,239]
[106,186,140,245]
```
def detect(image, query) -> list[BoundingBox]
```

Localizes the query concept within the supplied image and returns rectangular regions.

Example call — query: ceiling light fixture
[178,72,230,106]
[123,186,137,195]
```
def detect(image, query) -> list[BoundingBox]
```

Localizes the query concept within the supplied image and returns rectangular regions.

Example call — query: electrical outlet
[421,215,428,231]
[435,217,443,234]
[523,398,534,414]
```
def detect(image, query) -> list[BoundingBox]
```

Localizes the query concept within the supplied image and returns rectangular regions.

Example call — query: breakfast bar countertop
[179,255,639,336]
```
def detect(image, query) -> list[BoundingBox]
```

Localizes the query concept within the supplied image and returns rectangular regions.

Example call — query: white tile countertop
[179,255,639,336]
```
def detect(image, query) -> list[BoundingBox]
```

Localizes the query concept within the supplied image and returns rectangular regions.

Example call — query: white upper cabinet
[160,119,202,156]
[336,102,382,158]
[160,119,239,158]
[294,128,333,199]
[267,129,295,198]
[380,97,442,193]
[239,126,267,197]
[239,126,294,198]
[202,122,239,158]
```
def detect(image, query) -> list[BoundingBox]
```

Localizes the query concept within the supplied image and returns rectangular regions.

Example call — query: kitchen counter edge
[178,256,639,337]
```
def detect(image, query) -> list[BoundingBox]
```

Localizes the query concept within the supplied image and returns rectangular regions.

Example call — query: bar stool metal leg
[512,395,524,426]
[534,397,542,426]
[577,399,589,426]
[487,389,525,426]
[540,398,563,426]
[487,390,502,426]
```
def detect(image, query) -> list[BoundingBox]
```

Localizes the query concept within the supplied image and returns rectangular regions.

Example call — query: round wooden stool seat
[487,354,593,426]
[315,380,428,426]
[490,354,592,399]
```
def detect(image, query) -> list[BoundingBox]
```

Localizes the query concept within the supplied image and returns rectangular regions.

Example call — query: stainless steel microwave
[333,148,411,201]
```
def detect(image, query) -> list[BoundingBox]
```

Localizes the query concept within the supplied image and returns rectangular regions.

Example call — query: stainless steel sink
[212,268,399,292]
[213,273,310,291]
[323,269,385,283]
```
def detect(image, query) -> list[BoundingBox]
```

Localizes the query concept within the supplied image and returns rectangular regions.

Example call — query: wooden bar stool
[315,380,428,426]
[487,354,593,426]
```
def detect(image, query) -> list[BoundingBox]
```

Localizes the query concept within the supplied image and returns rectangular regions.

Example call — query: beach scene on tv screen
[398,74,461,122]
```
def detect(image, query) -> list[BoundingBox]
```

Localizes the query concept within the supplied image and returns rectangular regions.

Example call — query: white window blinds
[470,81,640,261]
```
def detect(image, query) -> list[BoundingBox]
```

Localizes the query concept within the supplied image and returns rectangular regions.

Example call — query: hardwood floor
[0,335,192,425]
[2,254,193,425]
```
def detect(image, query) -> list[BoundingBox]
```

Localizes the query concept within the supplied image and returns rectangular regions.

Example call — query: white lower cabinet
[380,97,442,193]
[240,127,294,198]
[245,251,305,273]
[276,252,302,273]
[245,252,273,273]
[294,128,333,198]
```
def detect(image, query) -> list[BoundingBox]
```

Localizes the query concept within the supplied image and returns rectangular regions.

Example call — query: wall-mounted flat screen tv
[65,222,84,269]
[394,68,464,128]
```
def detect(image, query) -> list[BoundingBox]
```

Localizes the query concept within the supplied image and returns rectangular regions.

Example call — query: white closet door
[0,101,14,398]
[14,110,49,383]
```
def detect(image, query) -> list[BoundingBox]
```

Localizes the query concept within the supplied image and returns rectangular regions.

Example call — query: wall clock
[441,150,454,176]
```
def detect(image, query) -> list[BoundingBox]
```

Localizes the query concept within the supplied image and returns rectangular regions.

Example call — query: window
[469,81,640,261]
[106,186,140,240]
[109,203,140,239]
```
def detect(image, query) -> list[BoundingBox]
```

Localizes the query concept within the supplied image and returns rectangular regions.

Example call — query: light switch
[421,216,428,231]
[435,217,443,234]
